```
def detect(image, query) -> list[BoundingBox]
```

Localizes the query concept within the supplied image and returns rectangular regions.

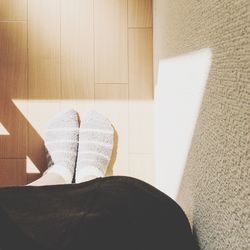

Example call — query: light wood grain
[28,0,61,174]
[0,99,28,158]
[95,84,129,176]
[129,154,154,184]
[0,1,154,185]
[28,0,60,99]
[94,0,128,83]
[0,22,27,158]
[61,0,94,99]
[28,101,61,174]
[128,29,153,155]
[128,0,152,27]
[129,101,154,154]
[0,22,27,98]
[95,84,129,100]
[129,28,153,99]
[0,159,26,186]
[0,0,27,21]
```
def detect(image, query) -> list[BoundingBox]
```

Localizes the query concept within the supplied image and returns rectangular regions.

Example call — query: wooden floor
[0,0,154,186]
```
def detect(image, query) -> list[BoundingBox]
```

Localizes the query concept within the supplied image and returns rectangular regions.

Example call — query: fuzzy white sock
[43,109,79,183]
[75,111,114,183]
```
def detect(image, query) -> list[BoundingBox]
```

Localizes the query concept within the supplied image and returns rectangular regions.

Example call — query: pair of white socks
[43,110,114,184]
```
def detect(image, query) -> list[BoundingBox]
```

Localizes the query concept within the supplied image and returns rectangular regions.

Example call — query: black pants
[0,176,198,250]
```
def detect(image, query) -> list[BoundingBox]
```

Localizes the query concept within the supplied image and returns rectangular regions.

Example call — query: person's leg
[75,111,114,183]
[28,109,79,186]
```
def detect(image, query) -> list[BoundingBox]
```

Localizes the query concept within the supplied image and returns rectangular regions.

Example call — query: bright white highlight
[0,123,10,135]
[26,156,41,174]
[155,48,212,199]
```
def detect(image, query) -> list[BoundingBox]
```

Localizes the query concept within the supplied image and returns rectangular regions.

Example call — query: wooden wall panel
[94,0,128,83]
[61,0,94,99]
[0,22,27,158]
[0,0,27,21]
[0,159,26,186]
[128,0,152,27]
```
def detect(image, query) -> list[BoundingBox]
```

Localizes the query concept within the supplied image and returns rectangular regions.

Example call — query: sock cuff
[76,166,104,183]
[43,164,73,183]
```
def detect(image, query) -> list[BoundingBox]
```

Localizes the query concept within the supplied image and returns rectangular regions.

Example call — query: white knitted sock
[43,109,79,183]
[76,111,114,183]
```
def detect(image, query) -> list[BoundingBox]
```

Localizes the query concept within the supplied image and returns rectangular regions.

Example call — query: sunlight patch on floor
[0,122,10,135]
[12,99,154,185]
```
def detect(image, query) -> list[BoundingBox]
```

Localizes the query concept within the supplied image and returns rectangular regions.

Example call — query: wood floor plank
[28,0,61,174]
[94,0,128,83]
[0,100,28,158]
[28,101,61,175]
[28,0,60,99]
[95,84,128,100]
[129,28,153,99]
[0,22,27,98]
[0,0,27,21]
[0,1,154,184]
[0,22,27,158]
[128,29,153,154]
[0,159,26,186]
[129,101,154,153]
[61,0,94,99]
[128,0,152,28]
[129,154,154,185]
[95,84,129,176]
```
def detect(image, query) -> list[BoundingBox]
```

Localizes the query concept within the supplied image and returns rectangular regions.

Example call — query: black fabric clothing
[0,176,198,250]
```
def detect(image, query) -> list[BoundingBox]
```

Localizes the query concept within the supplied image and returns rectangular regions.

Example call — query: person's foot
[75,111,114,183]
[43,109,79,183]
